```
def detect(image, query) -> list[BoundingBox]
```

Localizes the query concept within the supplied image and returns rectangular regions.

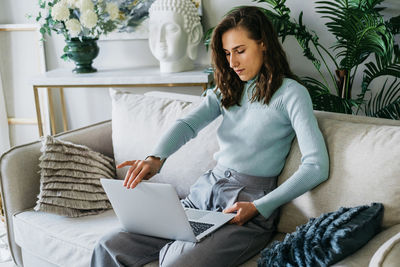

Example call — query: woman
[91,6,329,267]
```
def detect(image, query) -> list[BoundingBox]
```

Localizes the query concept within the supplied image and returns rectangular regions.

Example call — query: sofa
[1,90,400,267]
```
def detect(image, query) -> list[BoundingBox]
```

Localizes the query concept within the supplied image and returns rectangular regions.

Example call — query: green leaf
[365,78,400,119]
[61,54,69,62]
[359,54,400,100]
[39,0,46,9]
[316,0,393,70]
[203,27,214,51]
[303,77,357,114]
[387,15,400,35]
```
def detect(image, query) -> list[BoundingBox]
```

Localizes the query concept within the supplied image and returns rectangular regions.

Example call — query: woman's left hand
[223,202,259,226]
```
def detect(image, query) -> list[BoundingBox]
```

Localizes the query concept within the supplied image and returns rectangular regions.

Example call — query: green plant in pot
[36,0,121,73]
[205,0,400,119]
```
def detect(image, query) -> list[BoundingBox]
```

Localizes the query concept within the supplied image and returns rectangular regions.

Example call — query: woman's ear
[188,23,203,60]
[261,42,266,51]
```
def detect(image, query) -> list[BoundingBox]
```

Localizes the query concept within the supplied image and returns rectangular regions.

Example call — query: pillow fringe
[34,203,109,217]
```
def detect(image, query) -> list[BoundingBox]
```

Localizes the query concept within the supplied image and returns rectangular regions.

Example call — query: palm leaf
[365,78,400,119]
[316,0,392,69]
[386,15,400,35]
[303,77,358,113]
[357,54,400,107]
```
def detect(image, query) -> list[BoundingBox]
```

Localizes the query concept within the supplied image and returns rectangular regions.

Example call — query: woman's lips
[235,69,244,75]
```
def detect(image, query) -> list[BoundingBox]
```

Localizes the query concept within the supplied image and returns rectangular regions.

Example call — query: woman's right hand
[117,156,163,189]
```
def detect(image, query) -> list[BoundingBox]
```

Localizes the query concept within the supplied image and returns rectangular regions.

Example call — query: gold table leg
[33,86,44,137]
[47,88,56,135]
[60,87,68,132]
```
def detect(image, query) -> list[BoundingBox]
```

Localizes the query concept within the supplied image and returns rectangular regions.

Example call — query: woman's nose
[229,54,239,68]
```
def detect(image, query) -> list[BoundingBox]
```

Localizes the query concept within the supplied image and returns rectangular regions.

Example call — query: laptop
[100,179,235,242]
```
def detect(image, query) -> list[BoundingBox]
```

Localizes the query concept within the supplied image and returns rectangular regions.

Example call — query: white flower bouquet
[36,0,121,41]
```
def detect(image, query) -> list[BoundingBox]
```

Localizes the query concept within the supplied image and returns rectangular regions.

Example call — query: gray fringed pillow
[34,135,116,217]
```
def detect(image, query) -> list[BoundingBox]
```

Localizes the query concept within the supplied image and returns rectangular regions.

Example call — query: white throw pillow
[110,89,221,198]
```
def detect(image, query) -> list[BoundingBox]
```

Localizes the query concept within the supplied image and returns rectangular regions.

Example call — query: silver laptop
[101,179,235,242]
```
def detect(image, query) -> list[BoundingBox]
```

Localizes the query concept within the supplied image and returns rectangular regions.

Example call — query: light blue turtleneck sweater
[151,78,329,219]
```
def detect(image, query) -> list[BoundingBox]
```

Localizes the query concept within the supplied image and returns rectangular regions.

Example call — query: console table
[32,66,212,136]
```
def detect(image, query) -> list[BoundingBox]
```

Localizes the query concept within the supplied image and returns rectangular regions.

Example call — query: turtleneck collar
[240,74,259,105]
[244,74,259,92]
[246,75,258,87]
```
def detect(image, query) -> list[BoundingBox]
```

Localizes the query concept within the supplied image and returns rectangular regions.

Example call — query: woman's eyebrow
[223,45,246,52]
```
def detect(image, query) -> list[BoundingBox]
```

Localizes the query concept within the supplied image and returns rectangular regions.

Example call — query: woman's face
[222,27,265,81]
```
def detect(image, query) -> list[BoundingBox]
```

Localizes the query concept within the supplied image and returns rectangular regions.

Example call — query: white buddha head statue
[148,0,203,73]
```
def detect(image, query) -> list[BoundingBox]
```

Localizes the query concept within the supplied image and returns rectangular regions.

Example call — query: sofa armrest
[369,230,400,267]
[0,120,112,266]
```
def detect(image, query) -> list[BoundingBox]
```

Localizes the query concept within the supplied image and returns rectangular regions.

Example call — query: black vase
[65,37,99,73]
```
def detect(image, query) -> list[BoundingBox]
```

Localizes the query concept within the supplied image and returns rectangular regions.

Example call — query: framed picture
[101,0,203,41]
[100,0,155,40]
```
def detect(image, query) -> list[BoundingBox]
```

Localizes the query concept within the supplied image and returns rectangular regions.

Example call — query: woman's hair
[211,6,300,108]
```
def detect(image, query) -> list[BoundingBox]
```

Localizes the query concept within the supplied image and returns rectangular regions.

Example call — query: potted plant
[205,0,400,119]
[36,0,122,73]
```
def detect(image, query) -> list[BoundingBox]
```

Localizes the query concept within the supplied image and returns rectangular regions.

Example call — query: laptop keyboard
[189,221,214,236]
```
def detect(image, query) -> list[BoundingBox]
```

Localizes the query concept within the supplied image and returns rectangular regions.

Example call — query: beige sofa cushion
[278,117,400,233]
[110,89,221,198]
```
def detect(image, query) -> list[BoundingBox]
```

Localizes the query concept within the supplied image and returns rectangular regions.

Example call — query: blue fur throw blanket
[258,203,383,267]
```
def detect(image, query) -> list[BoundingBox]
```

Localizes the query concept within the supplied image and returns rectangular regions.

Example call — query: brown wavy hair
[211,6,300,108]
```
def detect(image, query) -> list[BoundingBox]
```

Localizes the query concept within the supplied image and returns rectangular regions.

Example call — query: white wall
[0,0,399,142]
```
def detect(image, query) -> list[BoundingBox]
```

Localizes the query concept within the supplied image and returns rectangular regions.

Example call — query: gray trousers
[91,165,278,267]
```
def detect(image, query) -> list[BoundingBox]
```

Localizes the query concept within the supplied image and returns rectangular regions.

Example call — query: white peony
[65,18,81,37]
[80,9,98,29]
[79,0,94,12]
[105,2,119,20]
[52,1,70,21]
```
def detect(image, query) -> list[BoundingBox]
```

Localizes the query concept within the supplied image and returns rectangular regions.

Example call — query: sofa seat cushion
[13,208,288,267]
[13,210,120,267]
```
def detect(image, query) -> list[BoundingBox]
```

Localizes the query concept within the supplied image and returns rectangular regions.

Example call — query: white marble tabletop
[31,65,212,87]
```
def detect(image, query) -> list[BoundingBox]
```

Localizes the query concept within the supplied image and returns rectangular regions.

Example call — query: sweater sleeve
[253,83,329,219]
[150,89,221,161]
